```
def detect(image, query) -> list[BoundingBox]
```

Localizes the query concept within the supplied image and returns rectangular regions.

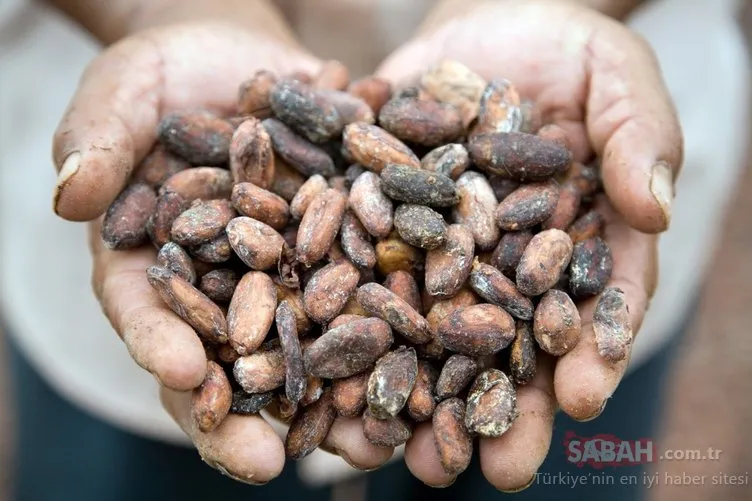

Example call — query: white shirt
[0,0,749,487]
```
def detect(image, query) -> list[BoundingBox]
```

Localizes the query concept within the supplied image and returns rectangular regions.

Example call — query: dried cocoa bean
[433,398,472,476]
[593,287,633,362]
[509,321,536,385]
[237,70,277,118]
[332,371,370,417]
[465,369,518,437]
[407,360,438,422]
[303,260,360,324]
[533,289,582,356]
[495,180,560,231]
[542,181,581,231]
[285,389,337,460]
[340,211,376,268]
[375,231,423,275]
[157,242,196,284]
[516,229,574,297]
[226,216,285,271]
[148,191,189,247]
[424,224,475,298]
[348,76,392,114]
[229,117,275,188]
[231,182,289,230]
[453,171,500,251]
[262,118,336,177]
[233,346,286,393]
[357,283,432,344]
[296,188,347,267]
[363,410,412,447]
[469,260,533,320]
[133,145,189,188]
[468,132,572,181]
[342,123,420,173]
[230,390,274,415]
[488,176,520,201]
[420,60,486,127]
[171,199,236,247]
[367,346,418,419]
[563,162,600,197]
[274,283,313,334]
[227,271,277,355]
[421,143,470,180]
[472,79,523,136]
[157,110,233,166]
[289,174,328,220]
[380,164,459,207]
[317,90,374,125]
[379,96,464,147]
[191,361,232,433]
[435,354,478,401]
[270,79,343,144]
[436,304,515,356]
[160,167,233,202]
[217,342,241,364]
[349,171,394,238]
[568,210,604,243]
[300,376,325,407]
[393,204,447,250]
[101,183,157,250]
[569,237,613,298]
[190,234,232,263]
[384,271,423,315]
[277,300,306,404]
[490,230,534,279]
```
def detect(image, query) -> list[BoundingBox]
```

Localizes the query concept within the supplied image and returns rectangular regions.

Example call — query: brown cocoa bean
[303,260,360,323]
[357,283,432,344]
[340,211,377,269]
[533,289,582,356]
[332,371,370,417]
[349,171,394,238]
[296,188,348,267]
[367,346,418,419]
[233,346,286,393]
[270,79,343,143]
[277,300,306,404]
[516,229,574,296]
[191,361,232,433]
[420,60,486,127]
[229,117,275,188]
[568,210,605,243]
[157,242,196,284]
[348,76,392,114]
[262,118,336,177]
[495,180,560,231]
[217,342,241,364]
[433,398,472,476]
[453,171,500,250]
[289,174,328,220]
[563,162,600,197]
[342,123,420,173]
[160,167,233,202]
[426,287,479,334]
[380,164,459,207]
[101,183,157,250]
[285,388,337,460]
[379,97,464,147]
[328,176,349,195]
[510,321,536,385]
[133,145,189,188]
[393,204,447,250]
[569,237,613,298]
[593,287,633,362]
[436,304,515,356]
[271,158,307,202]
[227,271,277,355]
[191,233,232,263]
[171,199,236,247]
[465,369,518,437]
[157,110,233,166]
[490,230,534,279]
[237,70,277,118]
[421,143,470,180]
[146,266,228,343]
[536,123,572,152]
[328,314,366,330]
[300,376,325,407]
[488,176,520,201]
[274,283,314,335]
[363,410,412,447]
[317,89,374,125]
[407,360,438,422]
[303,318,393,378]
[231,182,289,230]
[375,231,423,275]
[425,224,475,298]
[472,79,523,136]
[226,216,285,271]
[435,354,478,401]
[468,132,572,181]
[469,260,533,320]
[148,191,189,247]
[313,60,350,90]
[542,181,581,230]
[230,390,274,415]
[384,271,423,315]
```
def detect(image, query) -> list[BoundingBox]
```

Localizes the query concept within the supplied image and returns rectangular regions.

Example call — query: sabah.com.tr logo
[564,432,656,468]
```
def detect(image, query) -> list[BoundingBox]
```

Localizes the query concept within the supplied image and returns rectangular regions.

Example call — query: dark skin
[46,0,681,491]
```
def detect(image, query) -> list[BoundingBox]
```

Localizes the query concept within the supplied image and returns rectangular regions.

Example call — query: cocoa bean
[536,123,572,152]
[363,410,412,447]
[426,287,479,335]
[190,233,232,263]
[468,132,572,181]
[379,96,464,147]
[453,171,500,250]
[520,99,542,133]
[274,283,314,335]
[270,79,343,144]
[568,210,605,243]
[226,216,285,271]
[425,224,475,298]
[171,199,236,247]
[563,162,600,197]
[357,283,432,344]
[488,176,520,201]
[349,171,394,238]
[148,191,189,247]
[516,229,573,297]
[495,180,560,231]
[407,360,438,422]
[380,164,459,207]
[472,79,523,136]
[300,376,325,407]
[146,265,228,344]
[433,398,472,476]
[289,174,328,220]
[569,237,613,298]
[285,389,336,460]
[384,270,423,315]
[393,204,447,250]
[303,260,360,323]
[533,289,582,356]
[237,70,277,118]
[435,354,478,401]
[230,390,274,415]
[421,143,470,180]
[231,182,289,230]
[133,145,189,188]
[296,188,347,267]
[277,300,306,404]
[217,342,241,364]
[303,317,393,378]
[375,231,423,275]
[509,321,536,385]
[465,369,518,437]
[342,123,420,173]
[233,346,286,393]
[340,211,376,269]
[229,117,275,188]
[191,361,232,433]
[262,118,336,177]
[101,183,157,250]
[332,371,370,417]
[227,271,277,355]
[469,260,533,320]
[367,346,418,419]
[271,157,308,202]
[593,287,633,362]
[328,176,349,195]
[160,167,233,202]
[157,110,233,166]
[490,230,534,279]
[542,181,581,231]
[436,304,515,356]
[157,242,196,284]
[420,60,486,127]
[317,89,374,125]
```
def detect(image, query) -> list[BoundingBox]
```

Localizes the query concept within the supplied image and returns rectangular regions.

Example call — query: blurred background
[0,0,751,500]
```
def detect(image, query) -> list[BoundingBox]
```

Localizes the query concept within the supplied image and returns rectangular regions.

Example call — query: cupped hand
[56,22,394,484]
[376,0,682,491]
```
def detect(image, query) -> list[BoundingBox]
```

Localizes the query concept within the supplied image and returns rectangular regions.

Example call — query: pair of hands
[52,0,683,491]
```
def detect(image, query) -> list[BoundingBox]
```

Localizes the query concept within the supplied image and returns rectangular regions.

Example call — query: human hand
[55,21,394,484]
[376,0,682,491]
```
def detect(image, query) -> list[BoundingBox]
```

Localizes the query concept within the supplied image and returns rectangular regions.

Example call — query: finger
[585,17,683,233]
[321,417,395,470]
[480,354,556,492]
[53,37,162,222]
[554,200,656,421]
[161,387,285,484]
[404,422,456,487]
[89,220,207,390]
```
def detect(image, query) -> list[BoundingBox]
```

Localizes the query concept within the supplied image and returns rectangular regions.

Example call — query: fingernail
[53,152,81,214]
[431,477,457,488]
[334,447,358,470]
[650,162,673,229]
[201,456,268,486]
[500,474,537,493]
[574,399,608,423]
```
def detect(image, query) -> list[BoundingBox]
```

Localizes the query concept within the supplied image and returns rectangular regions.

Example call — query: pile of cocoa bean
[101,59,632,478]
